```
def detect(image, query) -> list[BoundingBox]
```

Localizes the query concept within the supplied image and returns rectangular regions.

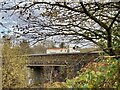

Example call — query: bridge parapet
[27,53,99,66]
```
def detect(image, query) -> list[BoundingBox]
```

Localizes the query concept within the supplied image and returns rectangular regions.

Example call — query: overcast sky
[0,0,116,48]
[0,0,117,37]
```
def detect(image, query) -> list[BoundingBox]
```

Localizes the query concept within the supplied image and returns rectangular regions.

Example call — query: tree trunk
[107,29,114,56]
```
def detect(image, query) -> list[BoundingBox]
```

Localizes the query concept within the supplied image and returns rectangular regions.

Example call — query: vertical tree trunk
[107,29,114,56]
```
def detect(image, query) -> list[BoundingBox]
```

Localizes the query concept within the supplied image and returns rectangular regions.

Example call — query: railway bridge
[27,52,99,84]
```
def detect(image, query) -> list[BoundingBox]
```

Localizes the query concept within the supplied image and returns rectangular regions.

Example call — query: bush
[65,58,119,88]
[40,58,120,89]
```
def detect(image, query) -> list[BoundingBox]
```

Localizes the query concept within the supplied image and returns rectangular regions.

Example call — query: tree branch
[80,2,109,30]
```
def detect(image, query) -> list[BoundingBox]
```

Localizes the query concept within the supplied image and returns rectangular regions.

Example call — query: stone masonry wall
[27,53,99,84]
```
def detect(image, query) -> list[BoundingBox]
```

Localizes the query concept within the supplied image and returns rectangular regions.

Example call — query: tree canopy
[2,36,28,88]
[0,1,120,55]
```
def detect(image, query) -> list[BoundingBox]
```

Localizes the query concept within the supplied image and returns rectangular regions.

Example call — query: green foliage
[2,39,28,88]
[46,58,119,89]
[31,43,47,54]
[65,58,119,88]
[19,40,31,54]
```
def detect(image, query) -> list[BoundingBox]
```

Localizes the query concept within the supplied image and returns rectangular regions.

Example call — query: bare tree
[0,1,120,55]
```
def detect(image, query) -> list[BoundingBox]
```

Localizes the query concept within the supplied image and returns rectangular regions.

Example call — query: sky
[0,0,111,48]
[0,0,96,48]
[0,0,117,37]
[0,0,29,38]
